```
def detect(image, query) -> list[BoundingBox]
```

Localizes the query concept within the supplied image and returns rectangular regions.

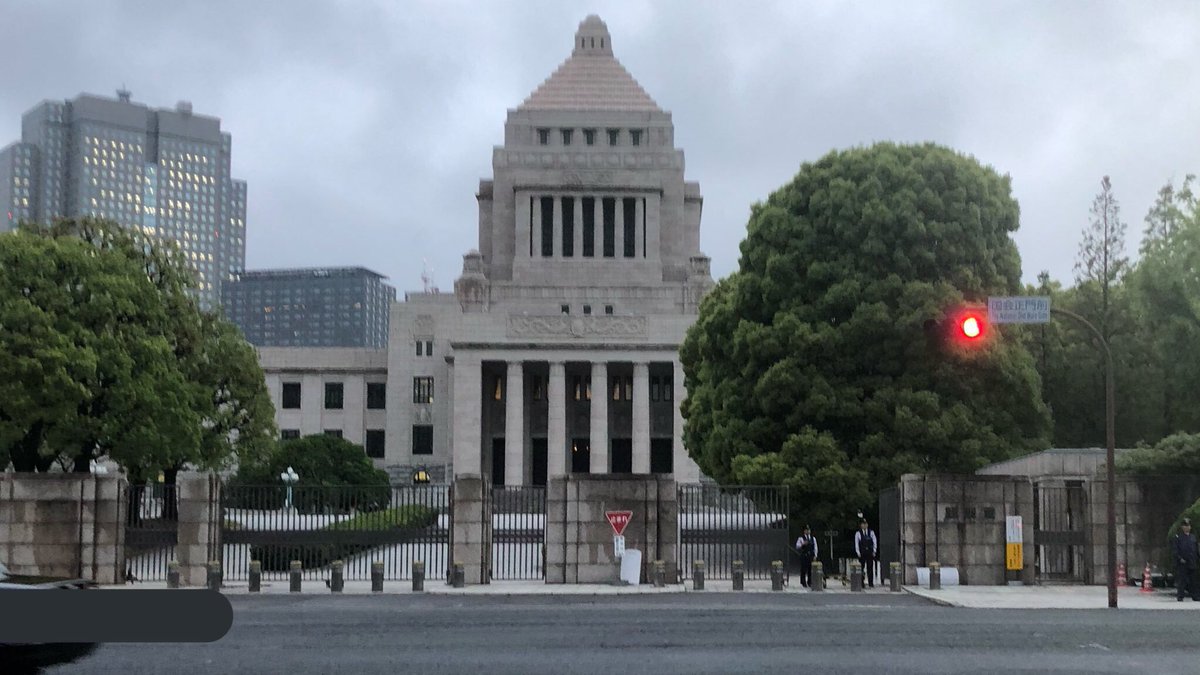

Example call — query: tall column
[552,196,563,258]
[635,196,645,258]
[532,197,542,258]
[516,191,531,260]
[589,361,609,474]
[505,361,525,486]
[573,196,584,259]
[547,361,567,479]
[614,194,625,258]
[452,353,483,475]
[593,197,603,257]
[632,362,651,474]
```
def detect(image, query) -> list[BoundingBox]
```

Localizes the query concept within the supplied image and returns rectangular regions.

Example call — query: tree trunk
[8,423,55,472]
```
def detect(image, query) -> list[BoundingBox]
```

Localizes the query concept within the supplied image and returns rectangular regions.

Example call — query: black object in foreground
[0,589,232,643]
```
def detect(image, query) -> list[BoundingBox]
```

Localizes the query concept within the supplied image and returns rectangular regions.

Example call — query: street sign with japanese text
[606,511,632,536]
[988,296,1051,324]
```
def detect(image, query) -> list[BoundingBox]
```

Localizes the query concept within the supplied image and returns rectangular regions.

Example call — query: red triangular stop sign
[606,511,632,536]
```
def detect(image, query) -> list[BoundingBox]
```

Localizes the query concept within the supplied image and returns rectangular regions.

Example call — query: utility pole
[1051,307,1117,609]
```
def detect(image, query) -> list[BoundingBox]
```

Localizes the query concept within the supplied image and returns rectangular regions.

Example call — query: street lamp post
[1051,307,1117,610]
[280,466,300,512]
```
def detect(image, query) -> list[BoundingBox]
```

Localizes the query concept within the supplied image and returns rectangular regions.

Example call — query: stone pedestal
[450,474,492,584]
[545,474,678,584]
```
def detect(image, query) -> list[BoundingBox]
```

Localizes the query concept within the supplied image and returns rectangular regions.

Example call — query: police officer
[1171,517,1199,602]
[854,519,878,589]
[795,525,818,588]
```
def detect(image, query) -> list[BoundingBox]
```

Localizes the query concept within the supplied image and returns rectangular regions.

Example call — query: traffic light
[957,312,985,342]
[924,306,989,351]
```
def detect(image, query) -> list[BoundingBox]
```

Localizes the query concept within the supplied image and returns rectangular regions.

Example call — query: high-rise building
[223,267,396,348]
[0,91,247,307]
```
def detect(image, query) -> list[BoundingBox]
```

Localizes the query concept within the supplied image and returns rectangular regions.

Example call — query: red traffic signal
[959,314,984,340]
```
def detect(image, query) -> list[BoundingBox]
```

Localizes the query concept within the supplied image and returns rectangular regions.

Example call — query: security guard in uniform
[1171,518,1200,602]
[854,518,879,589]
[794,525,818,588]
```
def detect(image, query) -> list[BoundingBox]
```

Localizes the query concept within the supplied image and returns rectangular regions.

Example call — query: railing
[220,484,450,581]
[124,482,178,581]
[678,484,789,580]
[491,486,546,580]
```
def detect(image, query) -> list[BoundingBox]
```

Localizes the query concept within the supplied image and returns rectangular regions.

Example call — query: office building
[1,91,247,307]
[223,267,395,348]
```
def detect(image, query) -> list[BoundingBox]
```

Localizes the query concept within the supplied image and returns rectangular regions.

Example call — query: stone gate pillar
[451,474,492,584]
[176,472,221,586]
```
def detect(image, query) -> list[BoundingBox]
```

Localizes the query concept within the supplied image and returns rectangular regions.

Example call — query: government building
[259,15,714,486]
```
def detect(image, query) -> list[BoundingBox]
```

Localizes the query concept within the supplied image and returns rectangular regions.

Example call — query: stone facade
[545,474,678,584]
[0,474,125,583]
[256,16,713,488]
[896,473,1036,586]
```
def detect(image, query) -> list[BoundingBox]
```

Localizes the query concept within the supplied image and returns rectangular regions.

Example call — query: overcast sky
[3,1,1197,292]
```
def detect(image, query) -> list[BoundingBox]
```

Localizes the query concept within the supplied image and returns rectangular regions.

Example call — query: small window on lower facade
[324,429,343,439]
[280,429,300,440]
[365,429,385,458]
[412,425,433,455]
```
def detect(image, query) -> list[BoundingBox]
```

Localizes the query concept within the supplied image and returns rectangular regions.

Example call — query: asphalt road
[51,593,1200,674]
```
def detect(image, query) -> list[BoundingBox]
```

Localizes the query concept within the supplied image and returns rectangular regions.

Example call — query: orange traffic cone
[1140,563,1154,593]
[1117,562,1126,587]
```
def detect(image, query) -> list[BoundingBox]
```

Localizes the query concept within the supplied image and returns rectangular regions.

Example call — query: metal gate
[678,484,789,580]
[220,484,451,581]
[490,486,546,580]
[123,482,178,582]
[1033,481,1088,581]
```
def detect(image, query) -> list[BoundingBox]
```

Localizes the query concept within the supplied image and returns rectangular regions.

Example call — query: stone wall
[0,473,125,584]
[1086,476,1200,584]
[898,474,1035,586]
[546,474,677,584]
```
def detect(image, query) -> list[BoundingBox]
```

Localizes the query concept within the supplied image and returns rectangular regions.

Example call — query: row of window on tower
[489,375,673,402]
[531,195,646,259]
[537,127,644,147]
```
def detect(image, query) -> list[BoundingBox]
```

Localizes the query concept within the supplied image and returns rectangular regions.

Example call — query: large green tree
[0,218,275,490]
[681,143,1051,527]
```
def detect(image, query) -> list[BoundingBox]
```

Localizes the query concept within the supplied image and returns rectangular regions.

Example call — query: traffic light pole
[1050,307,1117,609]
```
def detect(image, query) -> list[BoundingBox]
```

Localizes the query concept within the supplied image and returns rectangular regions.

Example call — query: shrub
[228,435,391,512]
[251,505,439,572]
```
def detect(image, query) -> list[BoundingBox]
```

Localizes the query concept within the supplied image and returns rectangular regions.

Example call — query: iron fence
[220,484,450,581]
[1034,482,1088,581]
[678,484,789,580]
[491,486,546,580]
[123,482,177,582]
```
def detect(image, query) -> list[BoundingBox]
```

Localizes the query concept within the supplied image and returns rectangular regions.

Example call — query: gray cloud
[2,0,1197,291]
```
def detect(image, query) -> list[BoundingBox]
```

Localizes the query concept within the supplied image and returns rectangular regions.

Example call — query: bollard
[693,560,705,591]
[330,560,344,593]
[452,561,465,588]
[770,560,784,591]
[929,562,941,591]
[889,562,901,592]
[206,561,222,591]
[371,561,384,593]
[850,561,863,592]
[167,561,180,589]
[413,561,426,592]
[732,560,745,591]
[653,560,666,588]
[811,561,825,592]
[289,560,303,593]
[249,560,262,593]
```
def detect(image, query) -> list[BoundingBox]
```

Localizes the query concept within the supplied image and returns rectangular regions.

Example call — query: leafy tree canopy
[1115,432,1200,477]
[233,435,389,488]
[0,218,274,477]
[681,143,1051,528]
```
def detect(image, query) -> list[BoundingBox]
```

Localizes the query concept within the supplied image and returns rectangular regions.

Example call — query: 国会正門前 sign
[988,296,1050,324]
